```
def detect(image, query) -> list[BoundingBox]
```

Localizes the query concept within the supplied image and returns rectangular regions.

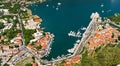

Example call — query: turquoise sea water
[29,0,120,60]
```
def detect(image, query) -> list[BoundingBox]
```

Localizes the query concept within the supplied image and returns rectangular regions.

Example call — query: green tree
[23,29,35,45]
[3,28,20,40]
[118,35,120,41]
[25,63,32,66]
[3,63,9,66]
[0,22,4,29]
[36,46,42,50]
[109,14,120,25]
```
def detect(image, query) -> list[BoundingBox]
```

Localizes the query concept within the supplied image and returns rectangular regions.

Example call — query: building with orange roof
[41,43,47,49]
[34,18,42,23]
[27,44,33,49]
[0,48,2,54]
[65,55,81,66]
[15,39,22,46]
[88,24,120,50]
[3,45,9,50]
[12,48,18,54]
[65,59,72,66]
[32,63,37,66]
[35,34,50,49]
[72,55,81,64]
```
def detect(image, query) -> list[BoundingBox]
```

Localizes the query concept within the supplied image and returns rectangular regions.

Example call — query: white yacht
[68,31,76,37]
[81,27,87,31]
[101,4,104,7]
[56,7,59,10]
[102,10,104,13]
[76,31,81,37]
[76,39,81,43]
[57,2,62,6]
[46,4,49,7]
[68,48,74,53]
[68,31,81,38]
[68,31,72,36]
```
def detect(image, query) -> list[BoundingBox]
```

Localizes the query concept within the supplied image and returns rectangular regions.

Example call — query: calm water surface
[29,0,120,60]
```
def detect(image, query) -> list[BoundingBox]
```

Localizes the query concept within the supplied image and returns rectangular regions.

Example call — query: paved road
[17,10,25,45]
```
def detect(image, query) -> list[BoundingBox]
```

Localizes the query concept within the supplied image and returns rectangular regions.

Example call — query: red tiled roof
[32,63,37,66]
[34,18,42,23]
[88,25,119,50]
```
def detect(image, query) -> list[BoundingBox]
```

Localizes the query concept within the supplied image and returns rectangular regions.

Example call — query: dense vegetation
[0,15,13,19]
[109,14,120,25]
[9,3,21,14]
[23,28,35,45]
[35,45,42,50]
[0,22,4,29]
[1,2,12,9]
[25,63,32,66]
[2,28,20,40]
[3,63,9,66]
[1,17,20,40]
[109,13,120,31]
[80,44,120,66]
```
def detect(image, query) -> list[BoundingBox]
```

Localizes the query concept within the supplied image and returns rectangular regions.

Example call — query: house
[0,48,3,54]
[25,19,40,29]
[3,45,9,50]
[35,34,50,49]
[72,55,81,64]
[12,48,18,54]
[27,44,33,49]
[14,39,22,46]
[32,63,37,66]
[30,30,43,43]
[33,18,42,23]
[0,9,9,15]
[11,33,22,46]
[65,55,81,66]
[65,59,72,66]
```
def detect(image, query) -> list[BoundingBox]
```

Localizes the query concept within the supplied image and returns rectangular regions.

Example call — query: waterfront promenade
[73,12,99,55]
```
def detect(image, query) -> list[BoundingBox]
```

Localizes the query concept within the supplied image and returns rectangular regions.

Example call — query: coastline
[0,0,120,66]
